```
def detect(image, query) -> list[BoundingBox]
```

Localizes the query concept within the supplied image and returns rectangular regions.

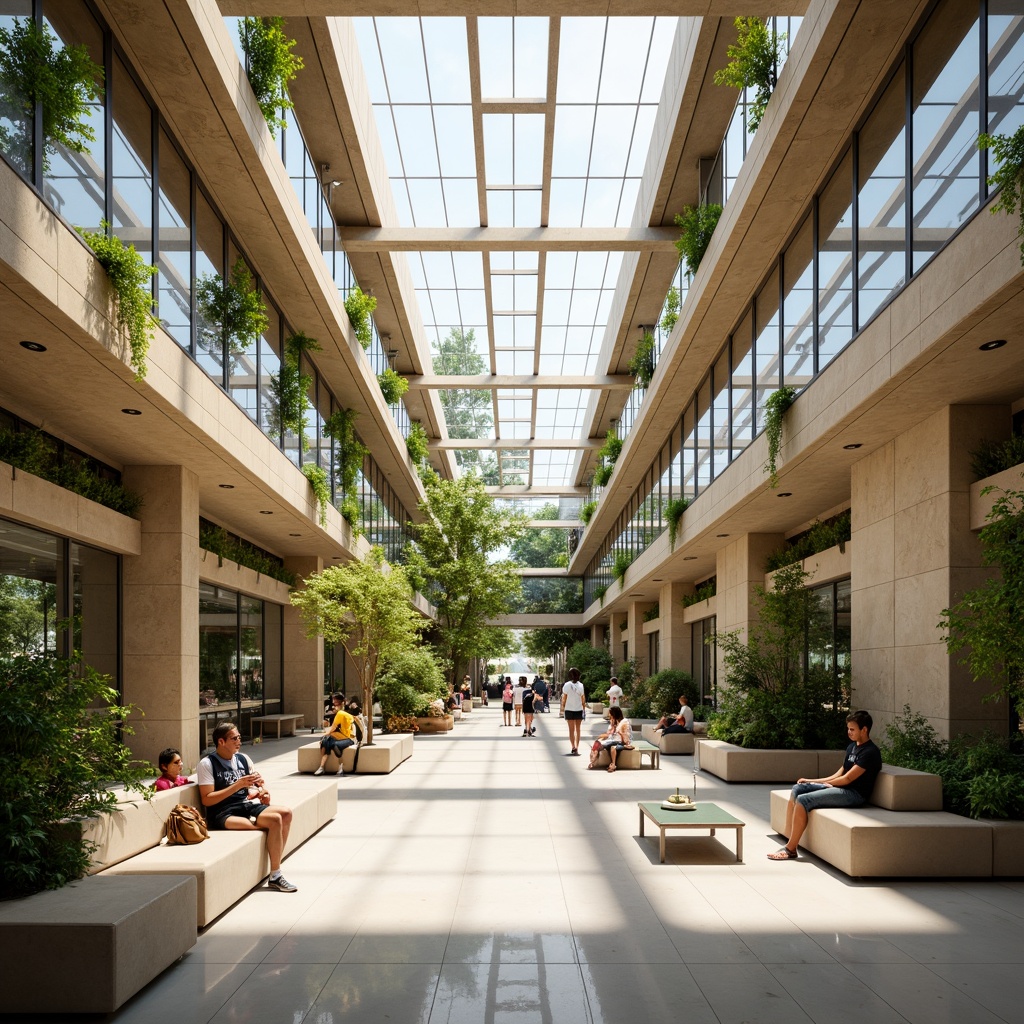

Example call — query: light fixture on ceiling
[979,339,1006,351]
[259,510,273,515]
[218,484,235,489]
[652,578,663,582]
[19,340,46,352]
[777,492,793,497]
[321,163,342,199]
[288,532,301,537]
[716,533,729,538]
[683,555,697,561]
[843,443,862,450]
[121,408,141,416]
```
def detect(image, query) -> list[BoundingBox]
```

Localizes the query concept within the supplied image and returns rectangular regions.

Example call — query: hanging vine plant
[77,226,157,381]
[612,551,632,584]
[594,584,608,607]
[324,407,368,533]
[665,497,690,549]
[0,17,103,174]
[301,463,330,527]
[763,384,797,488]
[713,16,786,133]
[405,421,430,470]
[269,331,320,450]
[593,462,613,487]
[978,126,1024,265]
[628,330,657,390]
[344,286,377,349]
[580,499,598,525]
[378,367,409,405]
[598,429,623,465]
[196,257,268,365]
[239,16,304,138]
[674,203,723,278]
[660,286,681,335]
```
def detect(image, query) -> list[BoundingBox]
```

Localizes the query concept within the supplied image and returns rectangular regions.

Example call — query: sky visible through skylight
[353,16,677,488]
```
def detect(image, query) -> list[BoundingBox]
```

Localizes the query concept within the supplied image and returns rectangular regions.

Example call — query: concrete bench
[251,713,304,739]
[297,733,413,775]
[590,740,661,770]
[0,874,196,1014]
[701,740,846,782]
[91,780,336,926]
[768,765,993,877]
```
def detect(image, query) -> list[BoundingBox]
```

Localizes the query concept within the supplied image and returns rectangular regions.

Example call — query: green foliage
[344,286,377,349]
[612,551,632,584]
[713,16,785,133]
[628,330,657,389]
[979,125,1024,264]
[0,17,103,174]
[708,562,849,748]
[879,706,1024,819]
[616,658,638,694]
[940,486,1024,718]
[405,474,527,685]
[196,258,268,365]
[375,647,448,722]
[291,547,422,744]
[269,331,320,451]
[593,463,613,487]
[765,510,851,572]
[76,226,157,381]
[406,421,430,471]
[681,578,716,608]
[969,435,1024,480]
[199,521,295,585]
[567,641,613,696]
[594,584,608,606]
[598,430,624,465]
[665,497,689,549]
[629,669,697,719]
[580,499,598,525]
[510,502,568,569]
[377,367,409,405]
[660,286,681,335]
[239,16,304,137]
[324,408,368,530]
[0,426,142,518]
[0,653,152,899]
[643,604,660,622]
[763,384,797,487]
[302,463,330,527]
[674,203,723,277]
[522,627,588,660]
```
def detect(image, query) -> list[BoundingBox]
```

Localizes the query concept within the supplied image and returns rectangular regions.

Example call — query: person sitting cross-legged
[198,721,297,892]
[768,709,882,861]
[314,692,359,776]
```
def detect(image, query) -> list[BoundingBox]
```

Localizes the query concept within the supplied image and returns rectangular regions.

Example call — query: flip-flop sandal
[767,847,798,860]
[607,765,616,773]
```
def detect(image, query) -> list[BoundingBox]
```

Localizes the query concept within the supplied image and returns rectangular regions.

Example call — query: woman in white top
[588,706,632,772]
[560,666,586,756]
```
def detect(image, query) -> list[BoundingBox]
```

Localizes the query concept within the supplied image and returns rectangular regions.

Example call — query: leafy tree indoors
[405,474,527,685]
[510,502,568,569]
[291,547,423,745]
[523,626,588,662]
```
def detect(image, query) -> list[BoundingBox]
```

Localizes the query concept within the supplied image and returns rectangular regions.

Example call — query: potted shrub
[238,16,304,138]
[713,16,786,133]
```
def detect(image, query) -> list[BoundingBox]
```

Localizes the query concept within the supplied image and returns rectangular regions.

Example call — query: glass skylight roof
[353,15,677,489]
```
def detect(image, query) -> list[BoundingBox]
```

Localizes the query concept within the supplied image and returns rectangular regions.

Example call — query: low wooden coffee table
[638,801,745,863]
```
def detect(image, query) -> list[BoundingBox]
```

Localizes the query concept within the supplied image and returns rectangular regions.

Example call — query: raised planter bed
[414,714,455,733]
[699,740,845,782]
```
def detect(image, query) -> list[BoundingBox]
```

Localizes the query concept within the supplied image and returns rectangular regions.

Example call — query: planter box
[970,464,1024,529]
[700,740,845,782]
[414,714,455,733]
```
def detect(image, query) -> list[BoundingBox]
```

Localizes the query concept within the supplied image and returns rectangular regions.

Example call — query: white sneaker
[313,766,324,776]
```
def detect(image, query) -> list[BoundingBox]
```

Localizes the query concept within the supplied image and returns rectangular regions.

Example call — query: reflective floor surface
[12,706,1023,1023]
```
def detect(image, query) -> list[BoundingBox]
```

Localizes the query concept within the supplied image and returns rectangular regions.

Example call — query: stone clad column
[283,555,324,731]
[627,601,656,677]
[658,581,693,673]
[121,465,199,769]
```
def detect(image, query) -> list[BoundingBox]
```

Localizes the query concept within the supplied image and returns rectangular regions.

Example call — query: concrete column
[283,555,324,731]
[627,601,656,677]
[121,465,200,769]
[589,622,607,648]
[852,405,1006,739]
[659,581,694,672]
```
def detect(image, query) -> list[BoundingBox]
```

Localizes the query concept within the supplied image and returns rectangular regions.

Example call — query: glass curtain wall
[583,0,1017,596]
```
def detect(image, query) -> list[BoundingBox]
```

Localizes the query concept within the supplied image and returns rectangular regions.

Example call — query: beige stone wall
[283,556,325,731]
[658,580,694,674]
[851,405,1008,740]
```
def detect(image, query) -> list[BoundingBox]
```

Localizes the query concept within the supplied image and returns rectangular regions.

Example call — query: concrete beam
[220,3,806,15]
[434,438,603,449]
[409,374,635,390]
[338,226,680,253]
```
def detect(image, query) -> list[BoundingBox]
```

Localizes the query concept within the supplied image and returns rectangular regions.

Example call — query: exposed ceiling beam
[409,374,635,389]
[219,2,807,15]
[338,226,679,252]
[434,438,602,449]
[484,486,589,496]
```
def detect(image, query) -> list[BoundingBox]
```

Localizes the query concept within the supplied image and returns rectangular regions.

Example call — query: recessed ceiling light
[288,532,301,537]
[843,443,862,450]
[777,492,793,497]
[19,340,46,352]
[259,510,273,515]
[218,484,235,489]
[683,555,697,561]
[979,339,1006,351]
[716,533,729,538]
[652,578,663,582]
[121,408,141,416]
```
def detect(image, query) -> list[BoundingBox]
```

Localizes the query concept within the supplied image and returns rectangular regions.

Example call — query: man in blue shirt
[768,709,882,861]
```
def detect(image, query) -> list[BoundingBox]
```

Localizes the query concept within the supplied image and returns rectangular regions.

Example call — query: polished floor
[54,708,1024,1022]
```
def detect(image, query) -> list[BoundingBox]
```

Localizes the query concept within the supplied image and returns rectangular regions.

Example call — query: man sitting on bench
[768,710,882,861]
[655,695,694,734]
[198,721,297,892]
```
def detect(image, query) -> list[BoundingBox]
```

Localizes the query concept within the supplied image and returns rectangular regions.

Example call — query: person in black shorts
[521,678,536,736]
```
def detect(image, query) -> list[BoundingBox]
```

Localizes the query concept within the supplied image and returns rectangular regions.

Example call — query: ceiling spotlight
[259,510,273,515]
[652,578,663,582]
[979,339,1006,351]
[843,443,862,450]
[218,484,235,489]
[121,408,142,415]
[777,492,793,497]
[289,532,301,537]
[716,533,729,538]
[683,555,697,561]
[19,340,46,352]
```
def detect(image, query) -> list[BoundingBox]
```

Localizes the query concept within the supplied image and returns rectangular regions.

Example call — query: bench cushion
[0,874,196,1013]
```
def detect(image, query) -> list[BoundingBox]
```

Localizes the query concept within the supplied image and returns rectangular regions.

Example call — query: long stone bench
[92,779,336,926]
[640,721,708,756]
[768,765,997,877]
[700,740,846,782]
[297,733,413,774]
[0,874,196,1014]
